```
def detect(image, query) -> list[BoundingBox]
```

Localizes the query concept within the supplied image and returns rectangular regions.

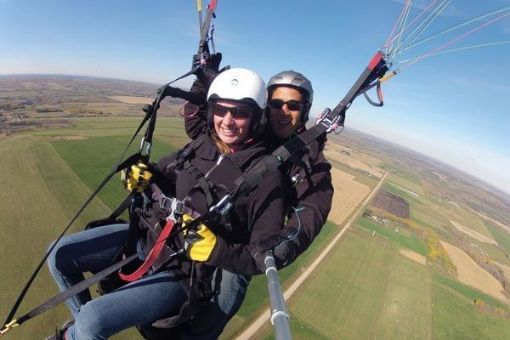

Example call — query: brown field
[48,82,72,91]
[495,262,510,281]
[85,102,137,115]
[441,240,508,302]
[473,210,510,234]
[400,248,427,265]
[328,167,370,226]
[433,171,449,182]
[45,135,88,141]
[324,147,383,178]
[108,95,154,104]
[450,220,498,245]
[393,183,420,198]
[371,189,410,218]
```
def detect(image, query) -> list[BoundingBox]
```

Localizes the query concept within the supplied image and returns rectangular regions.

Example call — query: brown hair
[211,132,233,154]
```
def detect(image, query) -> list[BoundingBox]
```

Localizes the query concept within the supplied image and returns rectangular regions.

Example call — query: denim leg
[182,270,251,339]
[47,224,129,318]
[66,271,187,340]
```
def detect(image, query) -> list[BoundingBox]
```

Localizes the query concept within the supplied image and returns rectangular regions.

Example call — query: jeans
[181,270,251,339]
[47,224,187,340]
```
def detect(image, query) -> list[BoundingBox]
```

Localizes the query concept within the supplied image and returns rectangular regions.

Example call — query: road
[235,171,388,340]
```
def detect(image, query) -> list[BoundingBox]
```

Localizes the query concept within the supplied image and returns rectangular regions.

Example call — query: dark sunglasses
[268,99,304,112]
[211,102,253,119]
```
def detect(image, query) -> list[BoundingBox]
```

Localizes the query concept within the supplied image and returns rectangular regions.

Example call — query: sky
[1,0,509,194]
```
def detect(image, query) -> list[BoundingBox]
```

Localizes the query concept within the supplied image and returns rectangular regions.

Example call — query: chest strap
[119,196,199,282]
[182,161,215,206]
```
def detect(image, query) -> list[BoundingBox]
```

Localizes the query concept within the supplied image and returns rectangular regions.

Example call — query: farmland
[2,76,510,339]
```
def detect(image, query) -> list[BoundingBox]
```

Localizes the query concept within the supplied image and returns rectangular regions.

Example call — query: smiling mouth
[276,118,292,126]
[221,126,238,135]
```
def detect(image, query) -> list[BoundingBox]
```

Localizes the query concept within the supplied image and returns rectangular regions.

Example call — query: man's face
[268,86,304,139]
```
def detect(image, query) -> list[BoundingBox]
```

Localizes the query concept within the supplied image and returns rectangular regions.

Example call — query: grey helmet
[266,70,313,123]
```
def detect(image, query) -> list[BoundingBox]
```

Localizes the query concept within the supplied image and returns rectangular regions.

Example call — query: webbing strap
[183,162,215,206]
[232,123,327,201]
[119,219,176,282]
[108,192,132,220]
[229,52,389,203]
[0,253,141,335]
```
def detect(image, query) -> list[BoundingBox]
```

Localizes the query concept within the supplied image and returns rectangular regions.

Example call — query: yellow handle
[183,214,217,262]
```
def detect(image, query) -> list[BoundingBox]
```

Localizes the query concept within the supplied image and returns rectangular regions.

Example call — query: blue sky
[1,0,509,194]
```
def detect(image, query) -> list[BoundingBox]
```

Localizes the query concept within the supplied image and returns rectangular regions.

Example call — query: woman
[46,68,286,339]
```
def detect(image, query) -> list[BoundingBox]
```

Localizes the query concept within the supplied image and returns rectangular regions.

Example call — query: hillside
[1,76,509,339]
[0,74,185,135]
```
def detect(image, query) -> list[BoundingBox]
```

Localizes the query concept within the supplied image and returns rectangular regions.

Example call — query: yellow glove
[121,163,153,192]
[183,214,217,262]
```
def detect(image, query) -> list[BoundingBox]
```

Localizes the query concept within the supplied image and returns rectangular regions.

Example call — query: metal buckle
[159,195,187,221]
[159,195,174,211]
[209,195,232,216]
[140,137,152,157]
[315,108,342,134]
[291,174,303,185]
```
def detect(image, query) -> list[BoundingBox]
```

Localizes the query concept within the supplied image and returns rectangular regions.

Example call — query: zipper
[205,154,224,179]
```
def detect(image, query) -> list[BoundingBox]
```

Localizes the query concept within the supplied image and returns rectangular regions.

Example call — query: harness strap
[120,192,202,283]
[119,219,176,282]
[182,161,215,206]
[150,265,219,329]
[107,193,132,220]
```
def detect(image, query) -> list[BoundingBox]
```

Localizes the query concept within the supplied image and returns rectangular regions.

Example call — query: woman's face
[212,101,253,145]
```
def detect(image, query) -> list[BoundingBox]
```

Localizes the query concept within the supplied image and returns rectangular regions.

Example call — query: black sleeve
[246,148,333,269]
[184,106,208,140]
[151,152,179,194]
[283,150,333,259]
[207,170,286,275]
[184,79,208,139]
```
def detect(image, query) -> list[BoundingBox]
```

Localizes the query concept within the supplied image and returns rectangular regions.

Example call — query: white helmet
[207,68,267,110]
[207,68,267,134]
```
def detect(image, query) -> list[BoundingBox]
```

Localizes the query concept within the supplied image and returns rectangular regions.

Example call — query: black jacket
[138,134,286,276]
[184,109,333,267]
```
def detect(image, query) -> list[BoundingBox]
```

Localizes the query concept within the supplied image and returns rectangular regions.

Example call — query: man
[258,70,333,268]
[179,66,333,339]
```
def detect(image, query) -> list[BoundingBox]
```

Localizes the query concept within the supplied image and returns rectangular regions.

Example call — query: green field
[432,280,510,339]
[220,221,339,338]
[485,220,510,255]
[287,229,432,339]
[357,216,427,256]
[257,227,510,339]
[0,118,186,339]
[387,172,425,196]
[382,181,422,205]
[2,117,510,339]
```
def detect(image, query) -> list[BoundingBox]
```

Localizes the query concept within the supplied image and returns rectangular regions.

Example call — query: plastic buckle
[315,108,342,134]
[159,195,173,211]
[173,200,185,216]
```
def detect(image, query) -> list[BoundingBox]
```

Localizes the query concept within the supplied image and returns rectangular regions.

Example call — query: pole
[264,253,292,340]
